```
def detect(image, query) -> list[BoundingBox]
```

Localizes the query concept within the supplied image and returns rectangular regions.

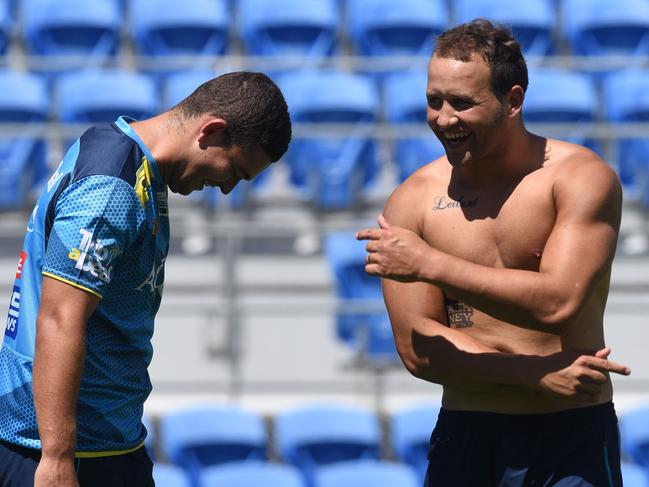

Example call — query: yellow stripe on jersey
[135,155,152,208]
[75,441,144,458]
[42,272,103,299]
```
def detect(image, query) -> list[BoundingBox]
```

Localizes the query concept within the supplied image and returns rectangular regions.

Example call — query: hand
[34,457,79,487]
[537,347,630,402]
[356,214,432,282]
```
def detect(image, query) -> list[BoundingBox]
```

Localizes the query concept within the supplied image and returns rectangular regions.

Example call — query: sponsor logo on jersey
[157,192,168,216]
[16,250,27,279]
[68,228,120,284]
[135,257,165,297]
[47,162,65,192]
[5,284,20,339]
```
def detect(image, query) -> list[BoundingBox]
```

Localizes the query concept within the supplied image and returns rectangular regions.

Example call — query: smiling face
[167,118,272,196]
[426,54,508,168]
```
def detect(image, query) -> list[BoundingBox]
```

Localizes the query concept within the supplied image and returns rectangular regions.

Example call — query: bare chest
[421,178,556,271]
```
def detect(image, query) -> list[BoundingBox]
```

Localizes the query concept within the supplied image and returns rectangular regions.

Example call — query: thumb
[595,347,611,359]
[378,214,390,229]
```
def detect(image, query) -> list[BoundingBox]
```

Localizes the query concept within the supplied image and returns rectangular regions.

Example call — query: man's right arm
[33,276,99,487]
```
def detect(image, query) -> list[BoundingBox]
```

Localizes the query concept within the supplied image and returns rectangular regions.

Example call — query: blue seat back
[152,463,191,487]
[562,0,649,56]
[0,2,9,55]
[324,232,396,357]
[620,406,649,467]
[280,70,379,209]
[315,460,420,487]
[130,0,229,57]
[55,69,157,125]
[347,0,448,57]
[275,404,381,483]
[454,0,555,56]
[0,70,49,208]
[384,70,444,180]
[621,462,649,487]
[239,0,338,57]
[200,461,305,487]
[391,403,440,482]
[22,0,120,61]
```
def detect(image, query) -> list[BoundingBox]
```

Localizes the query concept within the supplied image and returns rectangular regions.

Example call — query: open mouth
[443,132,471,149]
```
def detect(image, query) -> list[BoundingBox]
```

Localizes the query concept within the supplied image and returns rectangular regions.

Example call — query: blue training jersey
[0,116,169,455]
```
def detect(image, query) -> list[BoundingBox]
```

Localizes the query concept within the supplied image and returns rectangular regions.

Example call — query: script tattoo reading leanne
[432,195,479,211]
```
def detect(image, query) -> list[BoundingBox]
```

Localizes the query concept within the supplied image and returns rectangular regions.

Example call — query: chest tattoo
[432,195,479,211]
[446,299,474,328]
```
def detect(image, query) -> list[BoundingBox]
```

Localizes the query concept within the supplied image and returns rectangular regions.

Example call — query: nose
[431,102,459,129]
[219,176,240,195]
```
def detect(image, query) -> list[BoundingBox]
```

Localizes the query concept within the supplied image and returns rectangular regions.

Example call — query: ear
[197,118,227,147]
[506,85,525,118]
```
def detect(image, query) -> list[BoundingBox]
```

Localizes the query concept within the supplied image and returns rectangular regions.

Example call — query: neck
[130,112,183,185]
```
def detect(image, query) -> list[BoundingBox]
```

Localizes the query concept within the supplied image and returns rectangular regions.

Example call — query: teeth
[445,133,469,140]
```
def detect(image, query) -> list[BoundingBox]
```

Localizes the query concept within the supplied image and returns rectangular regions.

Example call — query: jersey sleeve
[42,175,146,298]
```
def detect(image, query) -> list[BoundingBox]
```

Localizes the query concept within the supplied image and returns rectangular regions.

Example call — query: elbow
[537,297,583,331]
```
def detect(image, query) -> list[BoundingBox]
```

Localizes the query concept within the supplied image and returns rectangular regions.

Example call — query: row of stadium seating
[142,402,649,487]
[1,0,649,68]
[1,65,649,211]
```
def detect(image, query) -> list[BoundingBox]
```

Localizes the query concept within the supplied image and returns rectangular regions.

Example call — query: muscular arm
[362,157,622,333]
[33,276,99,486]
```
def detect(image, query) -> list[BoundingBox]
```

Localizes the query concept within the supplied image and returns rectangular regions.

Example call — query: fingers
[594,347,611,359]
[356,228,382,241]
[584,356,631,376]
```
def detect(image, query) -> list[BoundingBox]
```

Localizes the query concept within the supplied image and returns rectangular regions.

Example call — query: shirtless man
[357,20,630,486]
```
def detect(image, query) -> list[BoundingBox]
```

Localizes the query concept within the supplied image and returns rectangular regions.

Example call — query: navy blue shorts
[0,441,154,487]
[425,402,622,487]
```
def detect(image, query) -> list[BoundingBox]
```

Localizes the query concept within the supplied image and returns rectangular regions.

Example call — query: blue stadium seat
[524,69,599,153]
[153,463,191,487]
[21,0,120,71]
[239,0,338,58]
[620,406,649,469]
[279,70,379,210]
[562,0,649,56]
[604,69,649,203]
[130,0,229,73]
[391,403,440,483]
[347,0,448,57]
[454,0,556,56]
[0,1,9,56]
[160,405,267,486]
[55,69,157,143]
[143,413,156,461]
[314,459,420,487]
[384,70,444,181]
[275,404,381,486]
[0,70,49,209]
[200,461,306,487]
[622,462,649,487]
[324,232,397,359]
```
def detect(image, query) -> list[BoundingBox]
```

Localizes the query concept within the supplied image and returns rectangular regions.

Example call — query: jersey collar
[114,116,164,189]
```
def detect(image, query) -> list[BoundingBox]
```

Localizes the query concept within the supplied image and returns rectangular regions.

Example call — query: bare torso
[413,139,612,413]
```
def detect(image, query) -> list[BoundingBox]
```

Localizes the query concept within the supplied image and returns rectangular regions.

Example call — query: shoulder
[384,157,449,231]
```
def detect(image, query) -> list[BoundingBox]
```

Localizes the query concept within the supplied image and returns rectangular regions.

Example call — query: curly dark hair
[175,71,292,162]
[434,19,528,99]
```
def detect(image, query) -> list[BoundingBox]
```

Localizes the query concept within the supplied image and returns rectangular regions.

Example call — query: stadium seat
[523,69,599,153]
[622,462,649,487]
[620,406,649,468]
[55,69,157,143]
[275,403,381,485]
[347,0,448,57]
[0,1,9,56]
[603,69,649,203]
[199,461,306,487]
[238,0,338,59]
[391,403,440,483]
[160,405,267,486]
[384,70,444,181]
[314,459,420,487]
[21,0,120,71]
[324,232,397,359]
[279,70,380,210]
[143,413,156,461]
[0,70,49,209]
[562,0,649,57]
[153,463,191,487]
[130,0,229,73]
[454,0,556,57]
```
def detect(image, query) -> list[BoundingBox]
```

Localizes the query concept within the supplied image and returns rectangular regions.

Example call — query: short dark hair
[176,71,292,162]
[433,19,528,99]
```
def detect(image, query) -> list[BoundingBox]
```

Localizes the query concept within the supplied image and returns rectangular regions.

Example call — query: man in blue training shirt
[0,71,291,487]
